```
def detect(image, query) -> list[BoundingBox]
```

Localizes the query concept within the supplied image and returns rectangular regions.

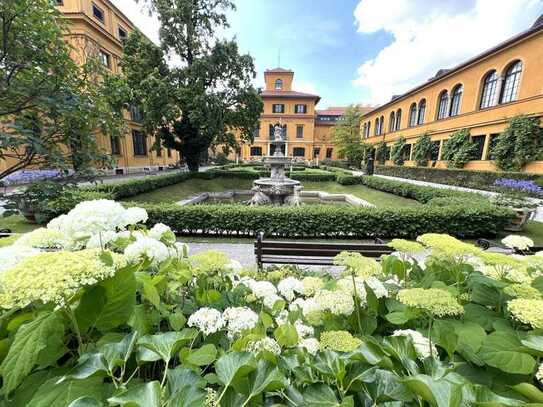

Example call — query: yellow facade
[361,17,543,173]
[0,0,179,177]
[237,68,359,162]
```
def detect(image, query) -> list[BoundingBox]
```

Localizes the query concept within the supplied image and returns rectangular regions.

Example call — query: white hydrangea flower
[314,290,355,316]
[222,307,259,339]
[263,294,283,310]
[124,236,169,265]
[536,363,543,384]
[299,338,320,355]
[168,242,189,259]
[294,320,314,338]
[246,337,281,355]
[336,278,367,302]
[148,223,171,240]
[250,281,277,299]
[0,246,41,274]
[502,235,534,251]
[86,230,120,249]
[14,228,66,249]
[123,207,148,226]
[290,298,320,317]
[225,260,243,273]
[275,310,289,326]
[187,308,225,336]
[392,329,437,360]
[365,277,389,298]
[277,277,304,302]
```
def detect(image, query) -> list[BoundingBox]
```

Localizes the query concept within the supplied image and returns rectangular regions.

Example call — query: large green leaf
[478,331,536,375]
[273,323,298,347]
[166,366,206,402]
[239,360,285,404]
[510,383,543,403]
[184,344,217,366]
[138,330,197,362]
[1,312,64,395]
[76,268,137,333]
[520,334,543,356]
[67,397,103,407]
[107,381,161,407]
[27,377,104,407]
[364,369,414,404]
[402,374,463,407]
[215,352,256,392]
[302,384,351,406]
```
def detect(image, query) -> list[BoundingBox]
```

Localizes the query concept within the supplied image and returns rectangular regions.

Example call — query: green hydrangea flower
[508,299,543,329]
[0,249,123,308]
[320,330,362,352]
[190,250,230,274]
[417,234,481,259]
[397,288,464,317]
[334,251,382,279]
[504,284,542,299]
[388,239,424,255]
[301,276,325,296]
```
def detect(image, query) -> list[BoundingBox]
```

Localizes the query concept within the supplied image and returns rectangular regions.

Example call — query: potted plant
[10,181,67,224]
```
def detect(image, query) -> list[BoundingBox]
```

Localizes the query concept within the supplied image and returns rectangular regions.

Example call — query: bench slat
[259,241,390,251]
[257,248,391,258]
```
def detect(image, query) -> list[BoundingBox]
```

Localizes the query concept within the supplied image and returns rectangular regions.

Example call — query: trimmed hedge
[375,165,542,192]
[141,202,514,239]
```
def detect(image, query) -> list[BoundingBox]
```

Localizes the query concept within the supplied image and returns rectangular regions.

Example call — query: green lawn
[124,178,420,208]
[1,215,40,234]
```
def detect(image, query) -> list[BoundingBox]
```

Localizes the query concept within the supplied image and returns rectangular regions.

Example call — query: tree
[332,105,365,168]
[412,133,435,167]
[124,0,263,172]
[374,141,388,165]
[493,115,542,171]
[442,129,477,169]
[0,0,126,180]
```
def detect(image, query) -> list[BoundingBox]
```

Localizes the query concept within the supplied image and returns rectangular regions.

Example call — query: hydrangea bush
[1,200,543,405]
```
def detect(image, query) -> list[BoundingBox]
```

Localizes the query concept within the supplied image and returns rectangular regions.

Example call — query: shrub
[442,129,477,168]
[390,137,407,166]
[493,115,543,171]
[374,141,388,165]
[142,202,513,239]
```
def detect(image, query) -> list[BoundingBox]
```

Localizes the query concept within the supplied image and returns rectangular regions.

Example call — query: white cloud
[110,0,160,44]
[353,0,542,105]
[295,81,318,95]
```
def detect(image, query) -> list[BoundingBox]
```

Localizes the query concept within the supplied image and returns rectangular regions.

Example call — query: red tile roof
[265,67,294,73]
[317,105,376,116]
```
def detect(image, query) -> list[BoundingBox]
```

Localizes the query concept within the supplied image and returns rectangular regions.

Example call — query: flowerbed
[1,199,543,405]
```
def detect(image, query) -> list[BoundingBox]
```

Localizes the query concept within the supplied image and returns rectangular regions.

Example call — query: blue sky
[113,0,543,108]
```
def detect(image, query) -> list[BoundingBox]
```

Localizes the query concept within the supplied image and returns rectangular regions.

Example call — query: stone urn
[504,207,536,232]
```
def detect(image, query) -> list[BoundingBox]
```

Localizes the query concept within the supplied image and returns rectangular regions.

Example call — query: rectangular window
[471,135,486,160]
[293,147,305,157]
[272,104,285,114]
[99,50,110,68]
[130,105,143,122]
[326,148,333,159]
[487,134,500,160]
[253,125,260,138]
[118,27,128,41]
[110,136,121,155]
[155,136,162,157]
[92,3,105,23]
[313,148,320,158]
[296,125,304,139]
[295,104,307,114]
[430,141,440,161]
[56,0,64,5]
[250,147,262,156]
[132,130,147,156]
[402,144,412,161]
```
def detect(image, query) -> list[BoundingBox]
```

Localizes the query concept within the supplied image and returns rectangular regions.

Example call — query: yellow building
[237,68,371,162]
[0,0,179,177]
[361,15,543,173]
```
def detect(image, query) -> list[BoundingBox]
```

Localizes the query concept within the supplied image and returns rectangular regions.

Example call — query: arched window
[449,84,463,116]
[417,99,426,125]
[389,111,396,132]
[367,122,371,138]
[362,123,367,138]
[408,103,417,127]
[275,79,283,90]
[437,90,449,120]
[500,61,522,103]
[374,118,380,135]
[480,70,498,109]
[395,109,402,131]
[379,116,384,135]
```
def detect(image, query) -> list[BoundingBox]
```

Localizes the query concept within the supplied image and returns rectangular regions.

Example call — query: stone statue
[273,125,285,141]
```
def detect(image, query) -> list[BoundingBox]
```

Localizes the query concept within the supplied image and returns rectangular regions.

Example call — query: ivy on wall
[492,115,542,171]
[412,133,434,167]
[442,129,477,169]
[391,137,407,166]
[375,141,388,165]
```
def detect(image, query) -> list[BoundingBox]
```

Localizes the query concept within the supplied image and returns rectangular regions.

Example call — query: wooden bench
[0,229,13,239]
[476,238,543,255]
[254,232,394,271]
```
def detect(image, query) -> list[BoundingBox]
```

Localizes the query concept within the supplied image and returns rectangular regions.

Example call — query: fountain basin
[177,190,374,207]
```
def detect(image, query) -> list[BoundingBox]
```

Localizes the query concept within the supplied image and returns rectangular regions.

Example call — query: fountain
[250,124,302,206]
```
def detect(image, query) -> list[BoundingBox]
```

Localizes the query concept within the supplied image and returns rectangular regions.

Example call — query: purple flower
[2,170,61,185]
[494,178,543,196]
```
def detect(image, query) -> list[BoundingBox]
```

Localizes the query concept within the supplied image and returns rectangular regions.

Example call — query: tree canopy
[332,106,366,168]
[0,0,126,180]
[124,0,263,171]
